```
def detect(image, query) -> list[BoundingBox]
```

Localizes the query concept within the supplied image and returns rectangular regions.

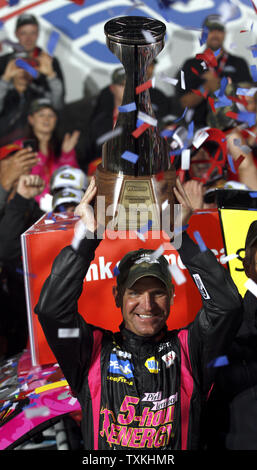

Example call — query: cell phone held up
[23,139,38,152]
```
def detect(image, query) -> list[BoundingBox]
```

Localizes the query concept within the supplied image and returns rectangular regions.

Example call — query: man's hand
[202,70,220,93]
[17,174,45,199]
[74,176,97,232]
[173,177,193,227]
[2,59,20,82]
[183,180,204,210]
[62,131,80,153]
[37,52,56,79]
[0,148,38,191]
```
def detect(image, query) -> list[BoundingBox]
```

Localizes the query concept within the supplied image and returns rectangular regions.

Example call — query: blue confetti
[160,129,174,138]
[187,121,194,140]
[250,64,257,82]
[249,192,257,198]
[227,154,236,174]
[113,266,120,276]
[16,268,37,278]
[47,30,60,57]
[218,76,228,97]
[214,48,221,57]
[199,27,208,46]
[207,355,229,368]
[214,92,232,108]
[249,44,257,58]
[15,58,38,78]
[121,150,139,164]
[139,220,152,234]
[118,102,137,113]
[193,231,207,252]
[173,107,188,123]
[237,111,256,127]
[9,0,20,5]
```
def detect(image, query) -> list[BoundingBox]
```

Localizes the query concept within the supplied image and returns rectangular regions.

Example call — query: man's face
[119,276,172,337]
[206,29,225,51]
[190,147,212,179]
[16,24,39,53]
[244,247,257,284]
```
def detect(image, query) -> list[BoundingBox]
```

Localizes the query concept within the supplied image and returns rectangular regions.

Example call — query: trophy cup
[94,16,176,232]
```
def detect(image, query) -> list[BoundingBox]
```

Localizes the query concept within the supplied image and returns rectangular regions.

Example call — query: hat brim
[123,264,172,295]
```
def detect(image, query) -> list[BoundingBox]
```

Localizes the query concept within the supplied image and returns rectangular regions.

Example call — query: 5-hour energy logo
[100,392,178,448]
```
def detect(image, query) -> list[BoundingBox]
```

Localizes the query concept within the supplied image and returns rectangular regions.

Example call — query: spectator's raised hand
[173,177,193,227]
[37,51,56,79]
[74,176,97,232]
[17,174,45,199]
[182,180,204,210]
[61,130,80,153]
[0,148,38,191]
[2,59,20,82]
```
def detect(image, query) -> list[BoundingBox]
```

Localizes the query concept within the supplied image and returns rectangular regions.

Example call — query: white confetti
[220,253,238,264]
[25,406,50,419]
[96,126,123,146]
[137,111,157,127]
[162,199,169,211]
[181,149,191,170]
[68,397,77,406]
[151,245,164,261]
[159,73,178,86]
[245,278,257,297]
[141,29,155,43]
[135,231,146,242]
[180,70,185,90]
[58,328,80,338]
[168,264,186,286]
[192,130,209,149]
[71,219,88,251]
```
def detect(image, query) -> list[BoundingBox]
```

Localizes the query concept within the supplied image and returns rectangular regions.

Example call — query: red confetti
[136,80,153,94]
[155,171,164,181]
[234,154,245,170]
[170,154,175,165]
[69,0,85,4]
[240,29,248,33]
[226,111,238,119]
[191,67,199,76]
[177,169,186,183]
[208,96,216,113]
[132,122,151,138]
[251,0,257,14]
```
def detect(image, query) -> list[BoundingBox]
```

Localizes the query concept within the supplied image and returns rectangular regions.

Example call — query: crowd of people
[1,11,257,451]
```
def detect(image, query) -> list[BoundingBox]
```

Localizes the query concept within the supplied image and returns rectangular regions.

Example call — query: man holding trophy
[35,17,242,450]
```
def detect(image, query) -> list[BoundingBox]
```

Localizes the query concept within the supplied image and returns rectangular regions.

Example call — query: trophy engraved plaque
[94,16,176,232]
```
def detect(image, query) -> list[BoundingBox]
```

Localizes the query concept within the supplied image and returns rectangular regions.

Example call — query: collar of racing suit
[118,322,168,349]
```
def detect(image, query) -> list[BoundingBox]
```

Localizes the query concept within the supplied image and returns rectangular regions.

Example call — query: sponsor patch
[109,353,134,378]
[192,273,211,300]
[145,357,159,374]
[162,350,176,368]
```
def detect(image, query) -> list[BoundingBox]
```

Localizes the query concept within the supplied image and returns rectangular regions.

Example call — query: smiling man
[35,177,243,450]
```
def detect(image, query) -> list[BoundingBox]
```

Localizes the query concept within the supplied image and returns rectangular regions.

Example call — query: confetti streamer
[96,126,122,146]
[168,264,186,285]
[136,80,153,94]
[121,150,139,164]
[132,122,151,138]
[15,58,38,78]
[58,328,80,338]
[245,278,257,297]
[47,30,60,57]
[207,355,229,368]
[193,231,207,252]
[118,102,137,113]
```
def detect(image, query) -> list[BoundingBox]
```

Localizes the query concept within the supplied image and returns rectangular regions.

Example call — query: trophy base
[94,165,176,232]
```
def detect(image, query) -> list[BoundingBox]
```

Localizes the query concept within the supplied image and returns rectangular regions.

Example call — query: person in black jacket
[0,14,65,145]
[35,177,243,450]
[205,220,257,450]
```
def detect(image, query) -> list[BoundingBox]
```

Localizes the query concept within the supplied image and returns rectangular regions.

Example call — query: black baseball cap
[245,221,257,249]
[116,248,173,296]
[203,14,225,32]
[29,98,57,115]
[16,14,39,31]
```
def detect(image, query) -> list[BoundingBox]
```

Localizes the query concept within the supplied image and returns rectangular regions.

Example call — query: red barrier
[21,209,225,365]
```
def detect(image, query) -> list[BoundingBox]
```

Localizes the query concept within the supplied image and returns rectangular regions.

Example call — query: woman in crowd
[14,97,80,206]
